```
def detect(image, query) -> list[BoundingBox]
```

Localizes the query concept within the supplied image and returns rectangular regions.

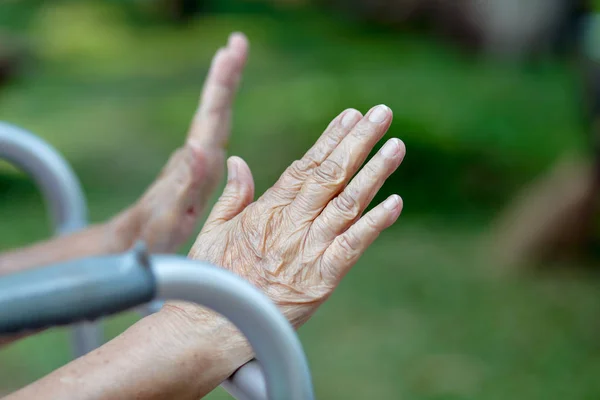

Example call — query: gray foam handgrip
[0,122,101,355]
[0,250,155,334]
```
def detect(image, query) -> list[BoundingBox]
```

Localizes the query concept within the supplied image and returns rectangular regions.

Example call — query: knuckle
[351,124,371,139]
[264,186,288,202]
[336,231,361,255]
[313,217,333,237]
[288,157,316,180]
[363,161,380,179]
[314,158,346,184]
[326,126,346,145]
[332,191,360,220]
[364,214,379,231]
[185,142,204,163]
[290,159,314,176]
[305,145,326,163]
[204,86,233,115]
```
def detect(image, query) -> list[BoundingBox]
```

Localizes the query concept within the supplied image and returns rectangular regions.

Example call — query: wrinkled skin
[0,33,407,400]
[114,33,249,253]
[0,34,248,348]
[184,105,406,328]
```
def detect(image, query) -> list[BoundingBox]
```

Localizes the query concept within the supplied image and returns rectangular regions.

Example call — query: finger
[187,32,249,149]
[321,194,402,283]
[312,138,405,243]
[203,156,255,230]
[266,109,362,201]
[176,145,209,215]
[289,104,392,219]
[228,31,248,54]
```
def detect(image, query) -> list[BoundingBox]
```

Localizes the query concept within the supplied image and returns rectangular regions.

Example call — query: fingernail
[380,138,399,158]
[341,110,360,128]
[368,105,389,123]
[227,158,238,181]
[383,195,399,210]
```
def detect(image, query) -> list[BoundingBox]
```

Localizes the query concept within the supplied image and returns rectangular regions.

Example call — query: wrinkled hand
[187,105,405,327]
[113,33,249,253]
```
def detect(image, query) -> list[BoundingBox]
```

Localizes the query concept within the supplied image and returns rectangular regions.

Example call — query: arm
[5,307,252,400]
[0,32,248,274]
[0,33,249,346]
[0,217,128,276]
[5,104,404,399]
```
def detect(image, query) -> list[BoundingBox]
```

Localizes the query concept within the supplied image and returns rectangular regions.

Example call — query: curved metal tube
[0,122,102,357]
[221,360,267,400]
[139,302,270,399]
[0,122,87,234]
[152,255,314,400]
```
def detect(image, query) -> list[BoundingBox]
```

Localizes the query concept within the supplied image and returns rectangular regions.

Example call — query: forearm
[0,211,134,276]
[6,306,252,400]
[0,211,136,346]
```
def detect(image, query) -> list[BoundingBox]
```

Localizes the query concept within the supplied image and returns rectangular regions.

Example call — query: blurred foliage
[1,1,599,399]
[0,1,586,218]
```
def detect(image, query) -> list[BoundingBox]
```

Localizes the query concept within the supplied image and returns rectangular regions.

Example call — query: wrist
[14,305,255,400]
[159,301,252,359]
[155,302,254,395]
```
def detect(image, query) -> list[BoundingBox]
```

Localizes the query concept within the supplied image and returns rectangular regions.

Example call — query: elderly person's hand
[2,34,405,400]
[113,33,249,253]
[8,105,405,400]
[174,104,404,328]
[0,33,248,275]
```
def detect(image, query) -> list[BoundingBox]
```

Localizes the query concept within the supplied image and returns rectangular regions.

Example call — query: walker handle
[0,249,154,334]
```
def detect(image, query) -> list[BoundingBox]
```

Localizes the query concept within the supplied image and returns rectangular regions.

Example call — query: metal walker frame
[0,122,314,400]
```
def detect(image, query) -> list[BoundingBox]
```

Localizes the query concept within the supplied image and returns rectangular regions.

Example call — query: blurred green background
[2,1,600,399]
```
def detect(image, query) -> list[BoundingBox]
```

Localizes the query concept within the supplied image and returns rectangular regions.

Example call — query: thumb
[203,156,255,229]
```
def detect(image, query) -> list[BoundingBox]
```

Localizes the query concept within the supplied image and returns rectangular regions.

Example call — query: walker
[0,122,314,400]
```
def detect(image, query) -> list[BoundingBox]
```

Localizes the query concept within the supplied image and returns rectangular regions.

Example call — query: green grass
[3,223,600,399]
[1,2,599,399]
